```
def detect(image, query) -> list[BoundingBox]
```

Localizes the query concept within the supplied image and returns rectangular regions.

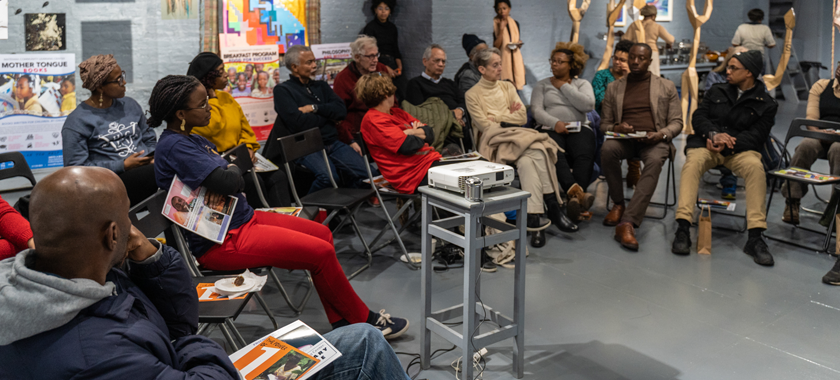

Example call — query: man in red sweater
[333,35,395,147]
[0,195,34,260]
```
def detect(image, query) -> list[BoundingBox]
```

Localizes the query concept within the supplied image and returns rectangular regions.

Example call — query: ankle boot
[782,199,800,225]
[530,230,546,247]
[544,194,579,233]
[527,213,551,231]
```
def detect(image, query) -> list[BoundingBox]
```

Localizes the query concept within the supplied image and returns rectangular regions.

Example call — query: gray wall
[0,0,201,108]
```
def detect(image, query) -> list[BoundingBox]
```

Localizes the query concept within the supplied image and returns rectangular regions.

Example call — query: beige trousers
[676,148,767,230]
[514,148,554,214]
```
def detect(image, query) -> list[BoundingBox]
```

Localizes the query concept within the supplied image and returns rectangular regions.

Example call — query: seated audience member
[0,167,412,380]
[531,42,596,222]
[275,45,372,193]
[334,35,393,146]
[466,48,578,247]
[187,52,291,207]
[455,34,489,94]
[62,54,158,206]
[362,1,406,95]
[0,195,33,261]
[15,75,43,116]
[671,50,777,266]
[601,43,682,251]
[60,75,76,115]
[778,64,840,226]
[0,166,241,379]
[405,44,467,127]
[151,75,407,338]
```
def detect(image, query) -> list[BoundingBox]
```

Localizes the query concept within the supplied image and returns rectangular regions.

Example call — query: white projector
[427,161,515,193]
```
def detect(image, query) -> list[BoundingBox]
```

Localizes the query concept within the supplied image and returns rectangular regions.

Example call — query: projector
[427,161,515,193]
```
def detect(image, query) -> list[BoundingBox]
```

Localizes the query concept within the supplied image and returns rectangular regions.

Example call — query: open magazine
[605,131,647,139]
[361,175,396,192]
[535,120,586,133]
[439,151,483,162]
[773,167,840,184]
[256,207,303,217]
[255,152,280,173]
[162,175,237,244]
[697,198,736,212]
[229,320,342,380]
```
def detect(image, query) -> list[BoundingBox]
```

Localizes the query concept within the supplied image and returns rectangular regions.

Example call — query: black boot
[671,220,691,256]
[530,230,546,247]
[544,193,578,233]
[744,229,774,266]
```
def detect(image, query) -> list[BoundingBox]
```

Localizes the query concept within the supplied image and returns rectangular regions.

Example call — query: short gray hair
[474,47,501,68]
[350,35,378,61]
[285,45,312,70]
[423,44,445,60]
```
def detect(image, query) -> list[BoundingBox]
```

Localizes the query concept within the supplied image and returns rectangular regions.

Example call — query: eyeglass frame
[549,59,572,65]
[102,70,127,85]
[361,52,381,60]
[183,96,211,111]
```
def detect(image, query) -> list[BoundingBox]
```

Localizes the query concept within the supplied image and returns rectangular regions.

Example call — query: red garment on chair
[0,195,32,261]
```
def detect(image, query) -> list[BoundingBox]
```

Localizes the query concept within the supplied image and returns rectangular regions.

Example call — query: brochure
[439,151,483,162]
[257,207,303,217]
[162,175,237,244]
[697,198,736,212]
[605,131,647,139]
[255,152,280,173]
[230,336,319,380]
[361,175,396,192]
[773,167,840,183]
[536,120,585,133]
[229,320,342,380]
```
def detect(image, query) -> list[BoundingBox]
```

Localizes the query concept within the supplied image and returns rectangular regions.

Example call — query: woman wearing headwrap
[61,54,158,206]
[187,52,292,207]
[492,0,525,91]
[622,4,674,76]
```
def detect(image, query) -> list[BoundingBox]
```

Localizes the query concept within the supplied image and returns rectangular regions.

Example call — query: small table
[418,185,529,379]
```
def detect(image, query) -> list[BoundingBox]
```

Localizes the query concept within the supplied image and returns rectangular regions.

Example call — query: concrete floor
[7,100,840,379]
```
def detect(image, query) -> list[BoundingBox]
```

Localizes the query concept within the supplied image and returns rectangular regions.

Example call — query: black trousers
[545,129,596,192]
[118,164,159,207]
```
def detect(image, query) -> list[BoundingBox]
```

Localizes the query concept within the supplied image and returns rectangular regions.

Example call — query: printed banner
[0,53,75,169]
[219,44,279,142]
[311,42,352,87]
[221,0,307,51]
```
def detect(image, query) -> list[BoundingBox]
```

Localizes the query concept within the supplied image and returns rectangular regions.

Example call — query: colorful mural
[222,0,307,51]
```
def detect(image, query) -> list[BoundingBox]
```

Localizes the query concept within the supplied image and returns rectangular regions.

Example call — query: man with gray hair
[274,44,373,193]
[333,35,393,146]
[405,44,467,126]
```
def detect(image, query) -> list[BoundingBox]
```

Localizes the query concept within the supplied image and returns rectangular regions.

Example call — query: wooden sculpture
[763,9,795,91]
[598,0,627,70]
[568,0,591,44]
[626,0,647,44]
[834,0,840,72]
[679,0,713,133]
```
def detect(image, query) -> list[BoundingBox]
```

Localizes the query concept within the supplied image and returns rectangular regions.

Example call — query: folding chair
[275,128,376,279]
[128,190,270,351]
[765,118,840,253]
[606,145,677,220]
[355,132,421,269]
[0,152,36,186]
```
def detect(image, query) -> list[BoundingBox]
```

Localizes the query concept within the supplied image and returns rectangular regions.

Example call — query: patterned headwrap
[78,54,118,91]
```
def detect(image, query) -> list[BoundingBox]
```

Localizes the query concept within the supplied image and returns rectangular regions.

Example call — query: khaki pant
[514,148,554,214]
[676,148,767,230]
[781,138,840,199]
[601,139,671,227]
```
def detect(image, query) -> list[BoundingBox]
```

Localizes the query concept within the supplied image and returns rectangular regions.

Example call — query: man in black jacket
[405,44,467,127]
[274,45,372,194]
[671,50,778,266]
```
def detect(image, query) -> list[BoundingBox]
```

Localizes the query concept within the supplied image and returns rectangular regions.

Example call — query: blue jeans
[296,141,375,194]
[312,324,410,380]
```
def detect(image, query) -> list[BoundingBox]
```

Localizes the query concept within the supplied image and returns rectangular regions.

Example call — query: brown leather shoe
[614,222,639,251]
[626,159,641,189]
[603,204,625,226]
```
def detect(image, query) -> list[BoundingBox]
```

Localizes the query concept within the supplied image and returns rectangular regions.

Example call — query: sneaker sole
[526,221,551,232]
[742,247,775,266]
[822,278,840,286]
[383,320,410,340]
[671,247,690,256]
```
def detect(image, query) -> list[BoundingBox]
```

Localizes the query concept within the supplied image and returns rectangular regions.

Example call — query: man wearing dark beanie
[672,50,778,266]
[455,33,488,94]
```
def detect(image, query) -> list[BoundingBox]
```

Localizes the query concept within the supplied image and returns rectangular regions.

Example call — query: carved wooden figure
[679,0,713,134]
[626,0,647,44]
[568,0,591,44]
[764,9,795,91]
[598,0,627,70]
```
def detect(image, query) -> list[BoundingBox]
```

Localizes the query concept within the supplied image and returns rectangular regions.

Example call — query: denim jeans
[296,140,374,194]
[312,324,411,380]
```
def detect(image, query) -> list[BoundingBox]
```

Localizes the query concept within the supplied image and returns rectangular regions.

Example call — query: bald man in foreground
[0,167,239,379]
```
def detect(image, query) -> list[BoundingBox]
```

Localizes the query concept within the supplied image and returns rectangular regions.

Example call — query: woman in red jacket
[0,195,34,260]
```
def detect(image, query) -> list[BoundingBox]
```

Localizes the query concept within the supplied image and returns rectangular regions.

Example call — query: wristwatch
[311,104,318,113]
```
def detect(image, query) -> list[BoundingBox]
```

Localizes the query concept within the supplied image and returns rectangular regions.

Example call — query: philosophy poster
[219,44,280,142]
[311,43,353,88]
[221,0,307,51]
[161,0,198,20]
[25,13,66,51]
[0,54,76,169]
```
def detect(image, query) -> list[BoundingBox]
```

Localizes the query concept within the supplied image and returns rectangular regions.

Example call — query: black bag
[13,195,30,220]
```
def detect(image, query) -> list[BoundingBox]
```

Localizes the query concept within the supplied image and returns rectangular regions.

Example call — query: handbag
[697,206,712,255]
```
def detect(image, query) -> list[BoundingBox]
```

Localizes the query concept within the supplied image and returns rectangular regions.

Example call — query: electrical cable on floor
[396,344,458,380]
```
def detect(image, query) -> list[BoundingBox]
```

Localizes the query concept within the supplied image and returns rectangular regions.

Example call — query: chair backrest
[0,152,36,186]
[354,132,371,158]
[222,143,255,173]
[783,118,840,148]
[128,190,171,238]
[274,127,325,165]
[262,116,294,163]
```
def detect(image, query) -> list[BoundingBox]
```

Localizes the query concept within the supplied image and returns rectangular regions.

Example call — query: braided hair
[148,75,201,129]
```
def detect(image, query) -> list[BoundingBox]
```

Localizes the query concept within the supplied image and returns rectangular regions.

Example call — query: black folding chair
[223,143,270,209]
[765,118,840,253]
[0,152,36,186]
[275,128,375,279]
[605,144,677,220]
[355,133,421,269]
[128,190,271,351]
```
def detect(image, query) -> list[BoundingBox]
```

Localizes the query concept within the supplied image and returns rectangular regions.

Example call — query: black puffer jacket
[688,82,778,156]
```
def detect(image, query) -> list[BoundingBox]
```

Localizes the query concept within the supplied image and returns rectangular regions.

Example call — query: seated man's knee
[601,140,622,160]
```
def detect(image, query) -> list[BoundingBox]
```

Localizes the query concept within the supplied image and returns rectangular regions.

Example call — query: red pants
[198,211,369,324]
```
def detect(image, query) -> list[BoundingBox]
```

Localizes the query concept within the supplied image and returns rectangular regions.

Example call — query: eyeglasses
[726,66,746,72]
[184,96,210,110]
[103,71,127,85]
[362,53,380,60]
[376,6,390,11]
[549,59,571,65]
[431,58,446,65]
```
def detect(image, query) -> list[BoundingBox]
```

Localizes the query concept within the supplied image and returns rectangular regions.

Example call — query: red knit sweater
[333,62,389,144]
[0,195,32,260]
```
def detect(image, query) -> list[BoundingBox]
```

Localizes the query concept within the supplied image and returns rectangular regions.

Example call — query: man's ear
[104,221,118,252]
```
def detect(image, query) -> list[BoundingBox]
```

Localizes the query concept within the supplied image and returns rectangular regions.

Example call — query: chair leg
[269,269,313,315]
[822,201,840,253]
[197,323,211,336]
[218,322,240,351]
[370,198,419,269]
[253,292,279,330]
[225,318,248,348]
[345,210,373,280]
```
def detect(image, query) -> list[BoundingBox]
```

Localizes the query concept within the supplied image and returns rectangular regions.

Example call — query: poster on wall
[311,43,352,88]
[0,54,75,169]
[161,0,198,20]
[646,0,671,22]
[615,5,626,27]
[0,0,8,40]
[221,0,307,51]
[25,13,66,51]
[219,44,280,142]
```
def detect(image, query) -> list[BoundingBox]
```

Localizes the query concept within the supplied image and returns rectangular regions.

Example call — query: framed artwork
[24,13,66,51]
[647,0,672,22]
[615,6,626,27]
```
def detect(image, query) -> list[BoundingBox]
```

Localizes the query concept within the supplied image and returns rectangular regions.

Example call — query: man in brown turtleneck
[600,43,683,251]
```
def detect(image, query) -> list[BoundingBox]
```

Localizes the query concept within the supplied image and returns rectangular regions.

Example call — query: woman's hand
[554,121,568,134]
[385,66,397,78]
[204,192,225,212]
[509,102,522,114]
[124,151,153,171]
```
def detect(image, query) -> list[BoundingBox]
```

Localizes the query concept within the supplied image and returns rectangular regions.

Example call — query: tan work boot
[782,199,800,225]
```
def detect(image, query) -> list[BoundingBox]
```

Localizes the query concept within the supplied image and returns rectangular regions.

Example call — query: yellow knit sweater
[191,91,260,152]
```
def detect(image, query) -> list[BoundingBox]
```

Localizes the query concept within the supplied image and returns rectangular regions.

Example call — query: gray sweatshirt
[531,77,595,129]
[61,97,157,173]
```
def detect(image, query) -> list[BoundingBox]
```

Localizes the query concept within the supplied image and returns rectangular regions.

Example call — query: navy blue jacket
[0,245,238,380]
[274,75,347,145]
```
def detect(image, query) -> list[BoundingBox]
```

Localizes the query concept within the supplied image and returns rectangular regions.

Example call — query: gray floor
[8,100,840,379]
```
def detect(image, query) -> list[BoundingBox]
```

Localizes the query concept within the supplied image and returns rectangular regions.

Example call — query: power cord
[396,344,458,380]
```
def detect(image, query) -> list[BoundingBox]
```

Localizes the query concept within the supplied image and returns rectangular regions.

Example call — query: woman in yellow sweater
[188,52,291,207]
